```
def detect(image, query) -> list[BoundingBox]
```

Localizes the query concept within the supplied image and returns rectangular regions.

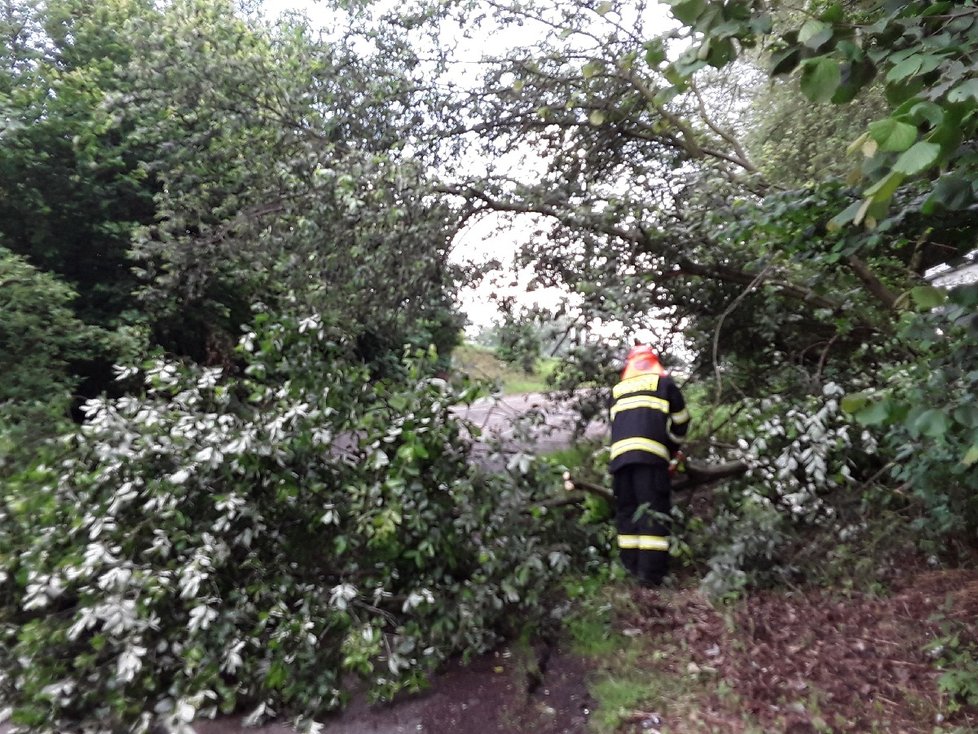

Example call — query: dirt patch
[412,644,592,734]
[192,643,593,734]
[616,569,978,732]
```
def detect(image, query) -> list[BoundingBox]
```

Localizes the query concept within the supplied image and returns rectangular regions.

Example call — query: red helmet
[622,344,666,379]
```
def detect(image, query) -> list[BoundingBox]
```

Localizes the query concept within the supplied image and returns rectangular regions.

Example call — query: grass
[589,675,660,734]
[451,343,558,394]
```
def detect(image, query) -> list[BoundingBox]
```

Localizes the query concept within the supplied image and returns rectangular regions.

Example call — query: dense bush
[0,309,607,732]
[843,283,978,545]
[687,283,978,597]
[0,248,115,475]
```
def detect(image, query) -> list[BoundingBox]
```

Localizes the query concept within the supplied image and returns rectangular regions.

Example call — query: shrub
[696,382,877,598]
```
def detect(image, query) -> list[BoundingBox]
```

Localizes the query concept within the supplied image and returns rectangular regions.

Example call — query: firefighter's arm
[666,380,690,445]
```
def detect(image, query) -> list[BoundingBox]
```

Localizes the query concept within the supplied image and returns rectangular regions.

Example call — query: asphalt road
[457,391,607,469]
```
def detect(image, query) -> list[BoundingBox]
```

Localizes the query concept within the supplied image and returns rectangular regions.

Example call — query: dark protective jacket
[609,349,690,473]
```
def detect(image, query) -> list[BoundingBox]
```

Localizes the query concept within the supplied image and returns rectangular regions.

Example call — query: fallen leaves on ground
[617,569,978,733]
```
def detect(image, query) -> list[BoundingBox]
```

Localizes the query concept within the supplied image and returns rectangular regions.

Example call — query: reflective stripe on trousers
[617,534,669,551]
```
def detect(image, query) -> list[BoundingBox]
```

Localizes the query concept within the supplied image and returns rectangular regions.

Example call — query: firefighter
[608,344,690,587]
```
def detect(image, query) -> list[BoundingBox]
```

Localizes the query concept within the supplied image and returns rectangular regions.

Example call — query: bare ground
[192,641,593,734]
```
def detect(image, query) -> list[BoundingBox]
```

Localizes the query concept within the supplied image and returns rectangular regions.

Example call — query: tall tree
[0,0,158,328]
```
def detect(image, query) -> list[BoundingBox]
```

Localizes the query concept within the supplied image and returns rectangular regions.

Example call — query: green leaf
[885,55,922,83]
[663,64,690,91]
[644,41,666,66]
[868,117,918,152]
[666,0,707,25]
[596,1,614,15]
[892,141,941,175]
[841,392,869,414]
[913,409,951,439]
[910,285,947,310]
[863,170,905,204]
[799,19,832,48]
[922,173,975,212]
[962,445,978,467]
[947,78,978,103]
[706,37,736,67]
[582,60,603,79]
[819,2,844,22]
[953,405,978,428]
[920,1,952,16]
[827,199,862,231]
[588,109,606,125]
[799,57,842,103]
[855,400,891,426]
[909,101,944,127]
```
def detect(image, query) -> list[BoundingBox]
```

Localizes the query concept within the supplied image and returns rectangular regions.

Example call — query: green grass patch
[452,343,557,394]
[589,675,655,734]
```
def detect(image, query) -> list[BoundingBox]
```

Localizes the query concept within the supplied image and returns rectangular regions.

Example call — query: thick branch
[673,257,843,312]
[558,459,750,505]
[846,255,898,310]
[440,185,867,319]
[672,459,749,491]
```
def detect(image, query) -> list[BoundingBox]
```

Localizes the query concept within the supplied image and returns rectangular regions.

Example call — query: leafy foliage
[0,0,158,329]
[1,0,464,390]
[0,247,115,474]
[843,283,978,541]
[663,0,978,220]
[114,0,464,366]
[0,311,606,730]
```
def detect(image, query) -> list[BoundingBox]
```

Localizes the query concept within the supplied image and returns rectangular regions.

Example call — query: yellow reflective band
[610,437,670,461]
[618,534,669,551]
[667,430,685,444]
[670,408,690,425]
[611,394,670,419]
[613,374,660,398]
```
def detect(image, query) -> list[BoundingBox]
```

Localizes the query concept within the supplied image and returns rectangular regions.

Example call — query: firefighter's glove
[668,450,686,477]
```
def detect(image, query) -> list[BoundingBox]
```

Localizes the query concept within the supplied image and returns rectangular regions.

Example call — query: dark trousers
[612,463,671,584]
